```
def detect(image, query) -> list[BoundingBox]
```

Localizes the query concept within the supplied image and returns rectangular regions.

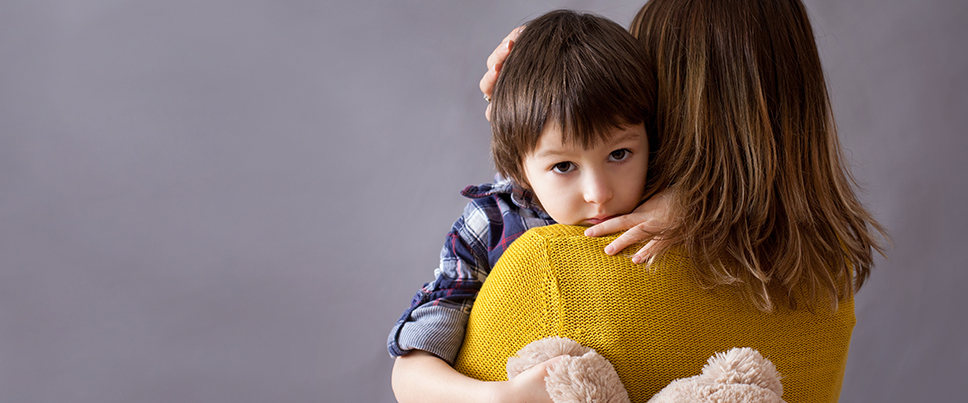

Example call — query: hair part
[491,10,658,188]
[631,0,889,312]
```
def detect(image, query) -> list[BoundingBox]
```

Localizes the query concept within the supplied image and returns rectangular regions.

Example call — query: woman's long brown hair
[631,0,888,311]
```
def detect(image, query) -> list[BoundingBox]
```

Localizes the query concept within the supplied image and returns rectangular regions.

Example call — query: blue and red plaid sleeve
[387,179,554,364]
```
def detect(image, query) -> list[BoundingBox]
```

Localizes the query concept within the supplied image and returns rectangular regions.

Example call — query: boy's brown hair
[490,10,658,188]
[630,0,888,312]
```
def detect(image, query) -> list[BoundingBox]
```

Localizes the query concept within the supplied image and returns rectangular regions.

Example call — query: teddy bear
[506,337,786,403]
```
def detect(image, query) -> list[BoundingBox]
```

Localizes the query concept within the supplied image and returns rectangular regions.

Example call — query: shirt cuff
[388,304,469,365]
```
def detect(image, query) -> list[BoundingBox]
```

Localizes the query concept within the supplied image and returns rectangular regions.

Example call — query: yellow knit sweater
[454,224,854,403]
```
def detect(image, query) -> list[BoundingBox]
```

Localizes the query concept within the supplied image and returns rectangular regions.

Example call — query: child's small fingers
[584,215,633,238]
[607,222,657,253]
[604,231,641,255]
[632,238,668,264]
[631,241,655,264]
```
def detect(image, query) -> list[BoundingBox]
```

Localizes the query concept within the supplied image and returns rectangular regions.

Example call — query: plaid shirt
[387,178,556,364]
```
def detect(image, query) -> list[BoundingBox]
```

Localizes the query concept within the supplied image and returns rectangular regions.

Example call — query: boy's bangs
[548,84,647,148]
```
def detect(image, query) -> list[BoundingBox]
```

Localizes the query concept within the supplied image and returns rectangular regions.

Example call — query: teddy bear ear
[545,351,630,403]
[701,347,784,397]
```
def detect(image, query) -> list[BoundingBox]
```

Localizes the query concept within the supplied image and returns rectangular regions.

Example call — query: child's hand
[584,189,674,264]
[480,26,525,121]
[491,355,560,403]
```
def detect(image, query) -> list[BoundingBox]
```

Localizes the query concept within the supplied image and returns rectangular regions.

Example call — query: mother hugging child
[389,1,887,402]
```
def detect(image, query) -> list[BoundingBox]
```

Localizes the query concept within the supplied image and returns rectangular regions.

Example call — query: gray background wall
[1,0,965,402]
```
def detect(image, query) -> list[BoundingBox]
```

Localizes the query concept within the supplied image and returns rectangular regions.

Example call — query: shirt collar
[460,177,545,213]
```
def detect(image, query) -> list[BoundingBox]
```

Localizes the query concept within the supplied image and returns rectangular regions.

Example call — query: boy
[389,10,658,402]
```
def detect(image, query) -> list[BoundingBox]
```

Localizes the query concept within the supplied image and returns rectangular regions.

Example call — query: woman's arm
[391,351,556,403]
[481,26,524,121]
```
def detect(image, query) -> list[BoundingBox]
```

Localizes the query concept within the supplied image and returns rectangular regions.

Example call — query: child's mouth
[585,215,614,225]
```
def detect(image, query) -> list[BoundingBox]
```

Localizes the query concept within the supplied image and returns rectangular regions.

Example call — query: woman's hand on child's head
[481,26,524,121]
[584,189,674,264]
[490,355,560,403]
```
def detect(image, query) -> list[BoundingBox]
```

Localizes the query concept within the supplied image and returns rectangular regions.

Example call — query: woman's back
[454,224,854,403]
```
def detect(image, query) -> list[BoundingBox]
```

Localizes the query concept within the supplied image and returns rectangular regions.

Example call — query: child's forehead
[545,122,644,145]
[533,122,646,154]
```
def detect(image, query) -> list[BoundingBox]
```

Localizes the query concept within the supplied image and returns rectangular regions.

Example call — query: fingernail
[631,255,642,264]
[604,245,614,255]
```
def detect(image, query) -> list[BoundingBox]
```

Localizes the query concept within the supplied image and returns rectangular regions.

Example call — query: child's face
[522,122,649,226]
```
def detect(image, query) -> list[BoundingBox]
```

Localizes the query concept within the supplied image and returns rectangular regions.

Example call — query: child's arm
[387,204,495,364]
[389,184,556,401]
[389,184,555,363]
[391,351,556,403]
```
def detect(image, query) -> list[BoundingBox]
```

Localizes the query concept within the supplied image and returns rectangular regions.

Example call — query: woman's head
[631,0,831,198]
[630,0,886,311]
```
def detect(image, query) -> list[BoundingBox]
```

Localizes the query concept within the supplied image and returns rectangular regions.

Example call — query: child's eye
[609,149,631,162]
[551,162,576,174]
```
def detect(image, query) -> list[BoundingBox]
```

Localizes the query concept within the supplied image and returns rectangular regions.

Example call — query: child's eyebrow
[532,148,574,159]
[608,128,646,144]
[533,127,645,159]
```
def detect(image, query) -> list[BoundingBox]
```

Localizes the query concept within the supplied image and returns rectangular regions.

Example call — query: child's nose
[582,173,613,205]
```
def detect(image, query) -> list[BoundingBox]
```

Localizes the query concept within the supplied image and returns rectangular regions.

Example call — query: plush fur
[507,337,786,403]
